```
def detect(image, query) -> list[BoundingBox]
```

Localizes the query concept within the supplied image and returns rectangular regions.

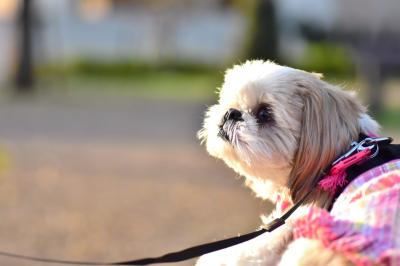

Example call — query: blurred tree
[15,0,34,92]
[358,54,383,115]
[247,0,277,61]
[232,0,278,61]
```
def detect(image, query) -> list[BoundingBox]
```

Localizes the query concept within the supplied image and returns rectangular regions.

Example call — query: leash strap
[0,191,311,265]
[0,230,266,265]
[0,230,262,265]
[116,229,268,265]
[119,189,312,265]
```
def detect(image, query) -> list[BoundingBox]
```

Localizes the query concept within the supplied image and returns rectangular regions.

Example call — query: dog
[197,60,400,265]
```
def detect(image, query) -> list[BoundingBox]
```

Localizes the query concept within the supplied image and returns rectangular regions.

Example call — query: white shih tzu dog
[196,60,390,266]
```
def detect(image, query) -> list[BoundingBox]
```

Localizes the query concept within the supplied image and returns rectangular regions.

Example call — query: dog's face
[199,61,303,187]
[199,60,379,202]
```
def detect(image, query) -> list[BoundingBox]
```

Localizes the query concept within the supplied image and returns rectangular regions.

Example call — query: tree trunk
[15,0,34,92]
[247,0,278,61]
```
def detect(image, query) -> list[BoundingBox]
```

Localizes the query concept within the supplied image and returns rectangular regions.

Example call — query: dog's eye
[256,104,273,124]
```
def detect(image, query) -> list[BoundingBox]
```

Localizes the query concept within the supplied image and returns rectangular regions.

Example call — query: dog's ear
[289,79,363,203]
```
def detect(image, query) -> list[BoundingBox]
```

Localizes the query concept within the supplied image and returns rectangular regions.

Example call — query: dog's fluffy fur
[197,60,380,265]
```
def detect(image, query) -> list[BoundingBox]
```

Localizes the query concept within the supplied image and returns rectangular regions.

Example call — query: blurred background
[0,0,399,265]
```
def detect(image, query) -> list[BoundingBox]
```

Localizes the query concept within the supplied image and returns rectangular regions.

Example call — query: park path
[0,95,267,266]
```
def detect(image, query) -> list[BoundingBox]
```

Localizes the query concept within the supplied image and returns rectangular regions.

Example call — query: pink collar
[319,137,390,194]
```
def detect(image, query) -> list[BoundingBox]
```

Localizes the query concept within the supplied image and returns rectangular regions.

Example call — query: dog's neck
[244,167,291,201]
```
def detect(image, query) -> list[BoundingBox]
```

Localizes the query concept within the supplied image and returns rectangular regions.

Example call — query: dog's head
[198,60,379,203]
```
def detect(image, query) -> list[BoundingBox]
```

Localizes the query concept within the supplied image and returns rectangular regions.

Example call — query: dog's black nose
[218,108,243,142]
[224,108,243,122]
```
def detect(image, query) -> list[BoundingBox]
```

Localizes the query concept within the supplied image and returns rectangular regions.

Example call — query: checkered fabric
[293,159,400,266]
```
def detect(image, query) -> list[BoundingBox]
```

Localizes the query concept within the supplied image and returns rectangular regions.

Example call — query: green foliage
[36,60,223,100]
[38,60,219,78]
[376,109,400,129]
[295,42,355,77]
[230,0,259,16]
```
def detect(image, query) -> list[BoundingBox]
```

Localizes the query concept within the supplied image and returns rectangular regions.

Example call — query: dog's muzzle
[218,108,243,142]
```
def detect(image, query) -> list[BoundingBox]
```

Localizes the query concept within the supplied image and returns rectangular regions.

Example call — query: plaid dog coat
[293,159,400,265]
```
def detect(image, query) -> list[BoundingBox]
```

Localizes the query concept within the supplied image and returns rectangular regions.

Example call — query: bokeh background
[0,0,399,265]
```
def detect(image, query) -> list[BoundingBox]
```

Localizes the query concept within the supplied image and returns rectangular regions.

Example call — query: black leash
[1,135,398,265]
[0,191,312,265]
[121,189,312,265]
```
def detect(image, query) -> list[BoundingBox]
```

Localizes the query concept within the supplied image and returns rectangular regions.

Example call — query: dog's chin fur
[197,60,380,265]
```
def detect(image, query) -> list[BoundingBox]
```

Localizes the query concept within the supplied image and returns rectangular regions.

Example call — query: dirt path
[0,97,267,265]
